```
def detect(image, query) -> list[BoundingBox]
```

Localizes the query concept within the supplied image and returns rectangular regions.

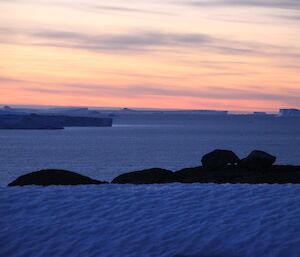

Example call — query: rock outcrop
[173,165,300,184]
[110,150,300,184]
[8,169,107,186]
[112,168,175,184]
[173,150,298,184]
[239,150,276,170]
[8,150,300,186]
[201,149,240,169]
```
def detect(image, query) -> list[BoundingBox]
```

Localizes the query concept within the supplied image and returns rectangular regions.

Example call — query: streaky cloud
[0,0,177,17]
[31,30,212,49]
[24,29,270,56]
[0,76,27,84]
[183,0,300,9]
[2,26,299,61]
[273,13,300,21]
[1,26,300,69]
[87,4,177,16]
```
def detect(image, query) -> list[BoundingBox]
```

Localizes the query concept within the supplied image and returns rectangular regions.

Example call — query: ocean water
[0,114,300,186]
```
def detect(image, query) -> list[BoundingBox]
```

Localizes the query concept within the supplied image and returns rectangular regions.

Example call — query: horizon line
[0,103,284,114]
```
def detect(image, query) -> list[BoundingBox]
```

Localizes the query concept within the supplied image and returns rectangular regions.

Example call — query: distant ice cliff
[278,109,300,117]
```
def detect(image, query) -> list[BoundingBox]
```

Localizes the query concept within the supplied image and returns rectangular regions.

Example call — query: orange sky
[1,0,300,112]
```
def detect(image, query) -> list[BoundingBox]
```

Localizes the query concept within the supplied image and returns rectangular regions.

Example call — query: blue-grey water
[0,114,300,186]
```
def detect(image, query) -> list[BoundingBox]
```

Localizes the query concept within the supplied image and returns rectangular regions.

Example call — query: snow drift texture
[1,184,300,257]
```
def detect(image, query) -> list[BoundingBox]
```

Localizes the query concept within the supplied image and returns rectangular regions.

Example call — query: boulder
[112,168,175,184]
[201,149,240,170]
[239,150,276,170]
[8,169,107,186]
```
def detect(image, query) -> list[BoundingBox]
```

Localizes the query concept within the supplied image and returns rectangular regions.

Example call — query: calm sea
[0,114,299,185]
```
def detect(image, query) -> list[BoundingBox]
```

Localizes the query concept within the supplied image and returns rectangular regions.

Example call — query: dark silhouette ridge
[7,150,300,186]
[8,169,107,186]
[173,165,300,184]
[112,150,300,184]
[112,168,174,184]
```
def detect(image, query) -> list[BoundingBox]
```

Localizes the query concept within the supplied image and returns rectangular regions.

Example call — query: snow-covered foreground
[1,184,300,257]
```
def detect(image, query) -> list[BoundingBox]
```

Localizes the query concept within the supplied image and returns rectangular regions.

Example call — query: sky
[0,0,300,112]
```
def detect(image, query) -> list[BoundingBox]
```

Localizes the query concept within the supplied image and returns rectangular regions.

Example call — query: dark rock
[175,165,300,184]
[239,150,276,170]
[112,168,175,184]
[8,169,107,186]
[175,165,248,183]
[201,149,240,170]
[174,166,205,183]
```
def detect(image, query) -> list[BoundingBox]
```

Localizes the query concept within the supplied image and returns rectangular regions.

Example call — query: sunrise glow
[1,0,300,111]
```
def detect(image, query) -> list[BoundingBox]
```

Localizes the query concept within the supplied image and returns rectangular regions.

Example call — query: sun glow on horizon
[1,0,300,112]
